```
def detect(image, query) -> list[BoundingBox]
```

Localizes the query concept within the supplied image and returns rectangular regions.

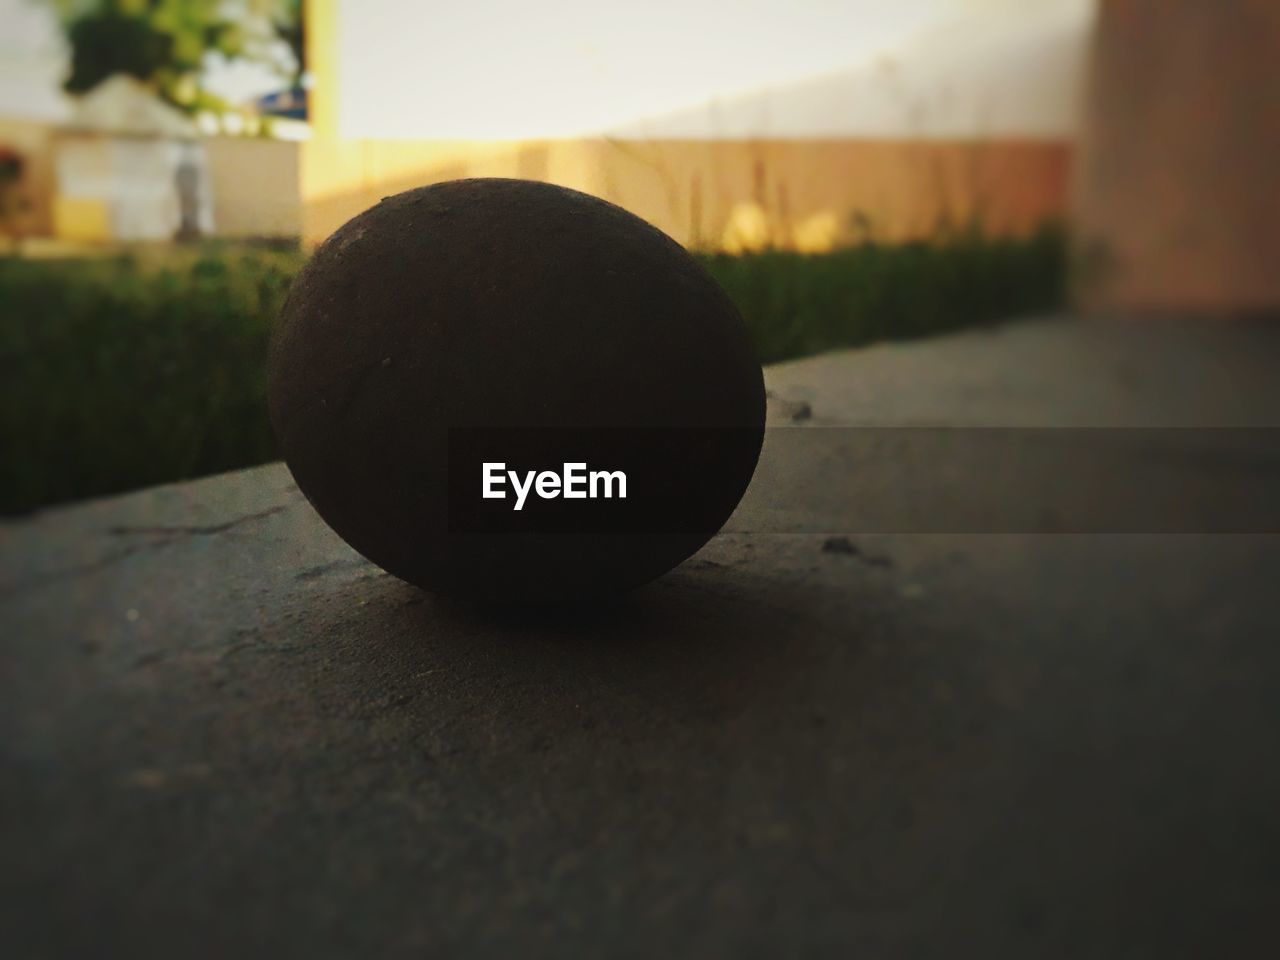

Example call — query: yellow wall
[52,195,111,242]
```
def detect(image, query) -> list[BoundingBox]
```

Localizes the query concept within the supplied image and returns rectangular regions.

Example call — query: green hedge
[1,250,294,515]
[701,223,1067,363]
[1,226,1065,514]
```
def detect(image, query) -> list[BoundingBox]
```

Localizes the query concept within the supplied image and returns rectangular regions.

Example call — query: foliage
[269,0,305,86]
[0,227,1066,514]
[48,0,301,113]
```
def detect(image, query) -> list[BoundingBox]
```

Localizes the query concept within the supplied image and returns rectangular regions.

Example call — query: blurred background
[1,0,1274,515]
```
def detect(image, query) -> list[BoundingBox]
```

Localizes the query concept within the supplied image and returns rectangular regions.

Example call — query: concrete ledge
[4,317,1280,957]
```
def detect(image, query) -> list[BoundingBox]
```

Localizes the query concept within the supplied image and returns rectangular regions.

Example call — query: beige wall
[303,136,1070,251]
[204,136,300,239]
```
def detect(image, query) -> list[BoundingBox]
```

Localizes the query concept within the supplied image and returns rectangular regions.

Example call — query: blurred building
[52,75,213,242]
[46,81,300,243]
[302,0,1095,250]
[0,0,302,245]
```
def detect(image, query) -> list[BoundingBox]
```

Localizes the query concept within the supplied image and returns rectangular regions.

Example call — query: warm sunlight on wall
[303,0,1095,248]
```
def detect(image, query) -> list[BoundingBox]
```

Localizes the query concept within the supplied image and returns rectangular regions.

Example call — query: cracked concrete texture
[3,316,1280,959]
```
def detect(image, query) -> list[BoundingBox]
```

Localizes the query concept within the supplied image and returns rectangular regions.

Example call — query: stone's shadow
[428,589,646,638]
[424,565,829,714]
[276,561,857,748]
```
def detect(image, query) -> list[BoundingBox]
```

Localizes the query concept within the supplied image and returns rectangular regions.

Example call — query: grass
[0,225,1066,514]
[701,223,1067,364]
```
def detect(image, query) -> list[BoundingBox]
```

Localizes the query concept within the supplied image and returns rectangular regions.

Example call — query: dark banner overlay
[448,427,1280,535]
[447,427,762,536]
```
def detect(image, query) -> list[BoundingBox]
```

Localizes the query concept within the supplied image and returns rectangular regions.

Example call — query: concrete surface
[3,316,1280,958]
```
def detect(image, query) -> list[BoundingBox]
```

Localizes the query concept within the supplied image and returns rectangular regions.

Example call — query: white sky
[337,0,1094,139]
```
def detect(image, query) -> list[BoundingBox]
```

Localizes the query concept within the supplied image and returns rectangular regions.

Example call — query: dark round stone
[268,178,765,601]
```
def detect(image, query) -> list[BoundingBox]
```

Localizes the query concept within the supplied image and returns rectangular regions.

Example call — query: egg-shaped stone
[268,178,764,601]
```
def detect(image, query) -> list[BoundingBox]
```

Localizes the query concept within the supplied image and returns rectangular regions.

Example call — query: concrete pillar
[1072,0,1280,315]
